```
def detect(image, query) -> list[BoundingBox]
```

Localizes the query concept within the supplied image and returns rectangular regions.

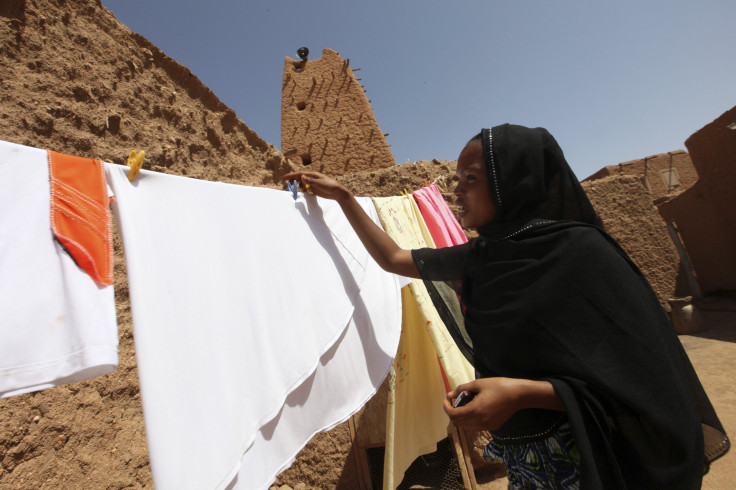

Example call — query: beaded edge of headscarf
[481,127,503,213]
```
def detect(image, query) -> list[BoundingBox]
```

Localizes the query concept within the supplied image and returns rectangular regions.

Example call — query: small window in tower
[301,154,312,166]
[661,168,680,190]
[296,101,307,111]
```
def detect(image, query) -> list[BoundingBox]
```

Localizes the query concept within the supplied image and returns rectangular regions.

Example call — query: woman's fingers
[444,400,485,432]
[284,172,322,194]
[284,171,322,180]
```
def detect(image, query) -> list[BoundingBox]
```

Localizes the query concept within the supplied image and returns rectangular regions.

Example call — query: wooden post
[667,222,703,300]
[449,424,477,489]
[348,416,373,490]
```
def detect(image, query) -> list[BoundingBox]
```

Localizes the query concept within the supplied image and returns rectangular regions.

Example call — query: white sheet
[106,164,401,489]
[0,140,117,398]
[231,202,402,490]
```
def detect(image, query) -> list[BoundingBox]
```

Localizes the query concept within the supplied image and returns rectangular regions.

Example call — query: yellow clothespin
[126,150,145,182]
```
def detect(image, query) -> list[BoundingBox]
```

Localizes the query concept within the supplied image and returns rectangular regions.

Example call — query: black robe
[412,124,728,488]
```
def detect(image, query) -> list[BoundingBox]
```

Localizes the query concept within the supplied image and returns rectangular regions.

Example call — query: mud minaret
[281,48,396,176]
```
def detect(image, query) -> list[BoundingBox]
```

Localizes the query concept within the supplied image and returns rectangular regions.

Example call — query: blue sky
[101,0,735,179]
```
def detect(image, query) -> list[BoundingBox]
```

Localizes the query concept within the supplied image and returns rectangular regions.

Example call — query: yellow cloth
[373,196,474,387]
[372,196,474,489]
[383,287,449,489]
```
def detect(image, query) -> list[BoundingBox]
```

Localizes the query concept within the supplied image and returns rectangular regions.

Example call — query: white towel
[0,140,117,398]
[106,164,401,489]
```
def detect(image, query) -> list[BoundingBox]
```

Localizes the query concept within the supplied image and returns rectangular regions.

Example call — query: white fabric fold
[0,140,117,398]
[106,164,401,489]
[232,202,402,490]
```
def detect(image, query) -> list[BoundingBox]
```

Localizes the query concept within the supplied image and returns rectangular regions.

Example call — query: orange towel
[48,150,113,286]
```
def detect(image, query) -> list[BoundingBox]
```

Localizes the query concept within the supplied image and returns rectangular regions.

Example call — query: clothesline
[0,139,470,490]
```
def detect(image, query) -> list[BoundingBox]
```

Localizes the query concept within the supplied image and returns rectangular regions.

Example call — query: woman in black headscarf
[284,124,728,489]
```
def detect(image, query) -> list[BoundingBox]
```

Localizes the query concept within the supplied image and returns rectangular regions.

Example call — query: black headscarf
[476,124,600,237]
[414,124,728,489]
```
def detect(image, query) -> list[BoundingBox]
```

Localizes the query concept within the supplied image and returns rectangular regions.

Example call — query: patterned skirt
[483,422,581,489]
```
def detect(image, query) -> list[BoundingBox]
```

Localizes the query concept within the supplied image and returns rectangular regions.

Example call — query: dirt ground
[679,301,736,489]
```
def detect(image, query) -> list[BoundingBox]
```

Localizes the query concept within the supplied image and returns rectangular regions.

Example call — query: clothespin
[403,188,410,196]
[286,179,299,200]
[126,150,145,182]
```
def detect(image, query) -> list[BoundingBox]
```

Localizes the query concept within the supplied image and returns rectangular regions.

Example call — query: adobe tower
[281,48,396,176]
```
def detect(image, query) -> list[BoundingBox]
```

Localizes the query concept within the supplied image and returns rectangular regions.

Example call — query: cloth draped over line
[48,149,113,286]
[412,183,468,248]
[231,202,404,490]
[411,183,470,392]
[0,140,118,398]
[372,195,474,388]
[413,124,728,489]
[1,137,473,489]
[408,183,473,373]
[106,164,402,490]
[371,195,474,490]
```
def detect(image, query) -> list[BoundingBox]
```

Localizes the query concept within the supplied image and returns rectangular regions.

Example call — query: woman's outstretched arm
[284,171,420,278]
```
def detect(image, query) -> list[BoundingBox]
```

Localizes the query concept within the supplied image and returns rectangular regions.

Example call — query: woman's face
[454,139,497,228]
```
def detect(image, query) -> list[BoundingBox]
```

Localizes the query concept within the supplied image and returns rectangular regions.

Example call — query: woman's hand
[284,171,419,277]
[283,171,350,202]
[443,377,564,432]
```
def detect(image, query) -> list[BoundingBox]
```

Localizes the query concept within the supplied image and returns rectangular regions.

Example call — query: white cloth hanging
[232,217,403,490]
[0,140,118,398]
[106,164,402,490]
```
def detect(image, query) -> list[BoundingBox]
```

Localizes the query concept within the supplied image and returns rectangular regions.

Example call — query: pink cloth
[412,184,467,247]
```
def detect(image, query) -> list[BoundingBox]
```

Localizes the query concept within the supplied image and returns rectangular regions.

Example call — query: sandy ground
[680,304,736,489]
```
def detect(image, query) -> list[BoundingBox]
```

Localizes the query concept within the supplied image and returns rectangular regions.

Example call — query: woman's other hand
[283,171,350,202]
[444,377,564,432]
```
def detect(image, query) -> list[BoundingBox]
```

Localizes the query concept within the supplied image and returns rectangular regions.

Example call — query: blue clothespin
[286,179,299,200]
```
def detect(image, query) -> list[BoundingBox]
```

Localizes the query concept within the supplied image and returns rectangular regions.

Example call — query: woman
[284,123,728,488]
